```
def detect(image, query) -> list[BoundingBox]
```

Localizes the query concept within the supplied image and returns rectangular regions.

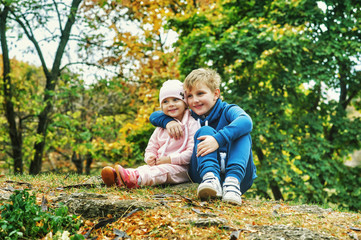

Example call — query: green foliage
[125,123,156,167]
[170,0,361,210]
[46,73,138,171]
[0,190,83,239]
[0,59,46,171]
[1,0,84,174]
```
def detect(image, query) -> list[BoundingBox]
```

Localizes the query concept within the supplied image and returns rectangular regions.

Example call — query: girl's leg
[137,164,189,186]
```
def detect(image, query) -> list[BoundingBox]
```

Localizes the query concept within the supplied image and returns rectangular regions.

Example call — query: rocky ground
[1,175,360,239]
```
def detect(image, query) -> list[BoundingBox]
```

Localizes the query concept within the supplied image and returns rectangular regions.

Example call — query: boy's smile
[186,83,220,116]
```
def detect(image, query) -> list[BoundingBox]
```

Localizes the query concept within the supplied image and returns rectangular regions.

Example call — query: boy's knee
[195,126,215,138]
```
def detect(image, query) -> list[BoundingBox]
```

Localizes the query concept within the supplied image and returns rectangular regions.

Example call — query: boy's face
[161,97,187,121]
[186,82,220,116]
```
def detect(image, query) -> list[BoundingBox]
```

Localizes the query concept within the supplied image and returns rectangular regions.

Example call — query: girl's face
[186,82,220,116]
[161,97,187,121]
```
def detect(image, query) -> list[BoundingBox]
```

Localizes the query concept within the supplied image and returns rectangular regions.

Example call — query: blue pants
[188,126,257,194]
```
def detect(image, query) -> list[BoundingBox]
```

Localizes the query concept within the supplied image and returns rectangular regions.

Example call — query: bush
[0,190,83,240]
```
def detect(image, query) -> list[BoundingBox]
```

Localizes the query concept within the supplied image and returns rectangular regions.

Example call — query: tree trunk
[29,103,52,174]
[255,142,284,200]
[254,144,273,199]
[71,152,83,174]
[0,7,23,174]
[85,153,93,175]
[270,180,284,201]
[28,0,83,174]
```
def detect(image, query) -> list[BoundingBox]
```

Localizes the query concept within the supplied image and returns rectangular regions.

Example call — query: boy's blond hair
[184,68,221,92]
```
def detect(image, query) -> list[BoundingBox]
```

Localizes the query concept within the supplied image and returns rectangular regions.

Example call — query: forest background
[0,0,360,212]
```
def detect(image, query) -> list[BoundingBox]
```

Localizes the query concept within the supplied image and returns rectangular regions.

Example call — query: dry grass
[1,173,360,239]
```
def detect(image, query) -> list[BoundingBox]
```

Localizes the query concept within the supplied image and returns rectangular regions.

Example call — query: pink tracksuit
[138,110,199,186]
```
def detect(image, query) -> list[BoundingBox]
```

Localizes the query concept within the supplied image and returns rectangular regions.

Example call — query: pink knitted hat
[159,80,186,105]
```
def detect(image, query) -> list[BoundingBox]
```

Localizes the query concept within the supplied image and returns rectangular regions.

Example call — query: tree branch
[51,0,82,80]
[53,0,64,34]
[9,8,50,77]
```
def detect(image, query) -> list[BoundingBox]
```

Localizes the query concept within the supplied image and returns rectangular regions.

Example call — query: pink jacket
[145,110,199,165]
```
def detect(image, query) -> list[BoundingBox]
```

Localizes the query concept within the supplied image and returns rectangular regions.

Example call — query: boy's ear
[214,88,220,100]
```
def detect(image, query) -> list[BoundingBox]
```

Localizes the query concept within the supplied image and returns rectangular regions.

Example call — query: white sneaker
[222,177,242,205]
[197,172,222,200]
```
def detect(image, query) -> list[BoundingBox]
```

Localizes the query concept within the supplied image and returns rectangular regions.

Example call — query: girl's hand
[196,135,219,157]
[146,156,157,166]
[156,156,171,165]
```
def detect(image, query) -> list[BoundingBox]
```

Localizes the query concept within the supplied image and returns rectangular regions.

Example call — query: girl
[101,80,199,188]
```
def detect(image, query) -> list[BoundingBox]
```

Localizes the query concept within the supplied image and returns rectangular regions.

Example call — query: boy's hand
[166,121,183,140]
[156,156,171,165]
[196,136,219,157]
[146,156,157,166]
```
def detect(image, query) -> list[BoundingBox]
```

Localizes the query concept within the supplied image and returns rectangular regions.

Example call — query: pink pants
[137,164,190,186]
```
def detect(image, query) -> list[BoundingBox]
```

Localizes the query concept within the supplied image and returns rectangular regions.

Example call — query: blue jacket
[149,99,253,150]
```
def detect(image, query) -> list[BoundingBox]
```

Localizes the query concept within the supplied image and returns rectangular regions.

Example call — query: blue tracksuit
[149,99,257,194]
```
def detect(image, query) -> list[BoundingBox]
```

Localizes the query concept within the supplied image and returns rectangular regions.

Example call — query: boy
[150,68,257,205]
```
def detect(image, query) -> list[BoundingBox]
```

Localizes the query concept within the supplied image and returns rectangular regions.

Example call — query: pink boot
[114,164,140,189]
[101,166,123,187]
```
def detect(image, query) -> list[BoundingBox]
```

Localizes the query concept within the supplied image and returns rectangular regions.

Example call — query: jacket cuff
[162,118,174,128]
[214,132,228,148]
[169,153,179,165]
[144,153,156,163]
